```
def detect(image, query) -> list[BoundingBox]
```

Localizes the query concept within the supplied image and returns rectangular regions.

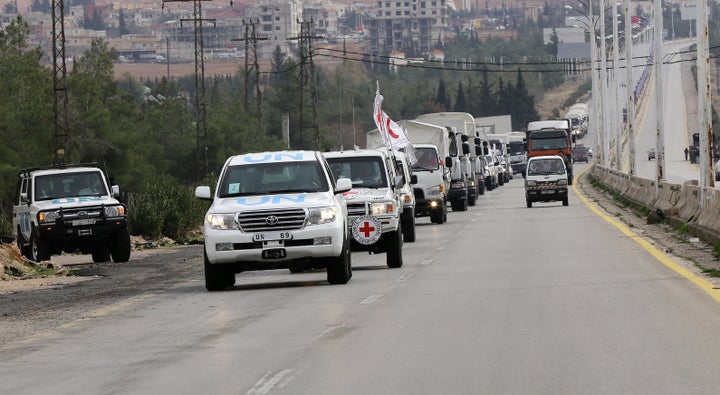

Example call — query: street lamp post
[612,5,621,170]
[625,0,636,176]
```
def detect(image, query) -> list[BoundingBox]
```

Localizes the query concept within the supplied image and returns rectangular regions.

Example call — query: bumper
[204,221,345,265]
[511,163,526,174]
[36,218,127,241]
[448,187,467,202]
[415,197,444,216]
[526,187,568,202]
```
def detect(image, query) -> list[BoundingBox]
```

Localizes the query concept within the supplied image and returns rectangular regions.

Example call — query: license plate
[541,190,554,194]
[72,219,96,226]
[253,231,292,241]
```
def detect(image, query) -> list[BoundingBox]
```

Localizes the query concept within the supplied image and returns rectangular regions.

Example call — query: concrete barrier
[653,181,682,213]
[676,183,701,224]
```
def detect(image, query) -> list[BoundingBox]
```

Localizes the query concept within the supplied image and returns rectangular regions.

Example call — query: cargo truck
[526,119,575,184]
[367,120,449,224]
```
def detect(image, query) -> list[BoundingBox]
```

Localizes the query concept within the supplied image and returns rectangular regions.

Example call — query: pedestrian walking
[685,147,689,161]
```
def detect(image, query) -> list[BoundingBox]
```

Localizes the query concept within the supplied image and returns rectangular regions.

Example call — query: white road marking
[420,258,433,265]
[360,294,384,305]
[315,324,346,340]
[245,369,297,395]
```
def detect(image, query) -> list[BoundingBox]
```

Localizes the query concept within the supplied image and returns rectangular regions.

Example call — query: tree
[453,81,467,112]
[511,69,540,129]
[435,78,450,111]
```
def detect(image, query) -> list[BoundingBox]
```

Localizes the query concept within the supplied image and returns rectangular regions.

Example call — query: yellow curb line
[573,165,720,304]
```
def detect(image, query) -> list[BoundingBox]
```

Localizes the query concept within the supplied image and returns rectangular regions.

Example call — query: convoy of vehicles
[571,145,590,163]
[324,149,405,269]
[12,163,131,264]
[524,155,569,208]
[366,120,449,224]
[526,119,575,184]
[416,112,476,210]
[195,150,353,290]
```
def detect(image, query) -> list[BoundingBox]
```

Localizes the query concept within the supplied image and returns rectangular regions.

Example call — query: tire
[479,184,485,195]
[526,199,532,208]
[402,210,416,242]
[16,230,31,260]
[562,196,569,206]
[468,193,476,207]
[91,242,110,263]
[385,229,403,268]
[30,231,51,262]
[204,251,234,291]
[327,236,351,284]
[110,229,131,263]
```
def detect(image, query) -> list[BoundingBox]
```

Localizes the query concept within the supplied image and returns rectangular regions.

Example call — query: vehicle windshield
[218,161,329,197]
[34,171,108,201]
[412,147,439,171]
[327,157,387,188]
[508,142,525,155]
[527,159,565,175]
[530,137,568,150]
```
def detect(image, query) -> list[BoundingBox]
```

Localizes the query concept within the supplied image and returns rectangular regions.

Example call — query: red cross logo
[359,221,375,237]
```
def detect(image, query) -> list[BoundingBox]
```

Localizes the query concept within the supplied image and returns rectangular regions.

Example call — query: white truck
[13,163,131,263]
[524,155,569,207]
[416,112,476,210]
[367,120,449,224]
[194,150,353,290]
[324,149,405,268]
[507,131,527,175]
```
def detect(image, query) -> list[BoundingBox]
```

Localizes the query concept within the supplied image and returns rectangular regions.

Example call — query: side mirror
[461,135,469,142]
[335,178,352,194]
[462,143,470,155]
[111,185,120,198]
[475,146,482,156]
[483,147,489,155]
[195,186,212,200]
[445,157,452,168]
[411,174,418,184]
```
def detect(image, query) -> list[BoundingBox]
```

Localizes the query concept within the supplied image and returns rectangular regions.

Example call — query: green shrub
[128,177,210,241]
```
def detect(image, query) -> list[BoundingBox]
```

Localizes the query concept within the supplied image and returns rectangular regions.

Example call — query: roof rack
[19,162,99,177]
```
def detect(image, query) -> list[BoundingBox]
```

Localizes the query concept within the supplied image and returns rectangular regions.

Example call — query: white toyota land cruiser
[324,149,405,268]
[12,164,131,263]
[195,150,353,291]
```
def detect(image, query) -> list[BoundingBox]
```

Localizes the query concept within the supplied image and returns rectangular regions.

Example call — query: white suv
[324,149,404,268]
[524,155,569,208]
[12,164,131,263]
[195,150,353,290]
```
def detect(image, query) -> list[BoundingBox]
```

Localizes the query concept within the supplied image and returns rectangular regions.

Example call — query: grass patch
[701,267,720,277]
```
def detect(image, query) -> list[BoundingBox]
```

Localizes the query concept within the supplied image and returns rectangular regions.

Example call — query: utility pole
[625,0,636,176]
[654,0,665,195]
[51,0,69,165]
[163,0,214,180]
[289,19,323,150]
[232,20,267,124]
[698,0,714,203]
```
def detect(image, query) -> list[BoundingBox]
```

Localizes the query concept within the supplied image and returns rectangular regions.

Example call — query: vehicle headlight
[526,180,537,187]
[104,205,126,217]
[451,181,465,189]
[206,213,237,230]
[484,169,490,176]
[308,206,338,224]
[370,202,394,215]
[38,211,59,223]
[468,180,476,187]
[557,179,568,186]
[427,185,441,195]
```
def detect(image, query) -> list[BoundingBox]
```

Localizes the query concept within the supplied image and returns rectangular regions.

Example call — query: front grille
[346,203,368,216]
[236,208,306,232]
[60,206,105,222]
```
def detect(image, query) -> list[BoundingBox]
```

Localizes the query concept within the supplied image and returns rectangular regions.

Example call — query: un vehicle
[12,164,131,263]
[195,151,353,290]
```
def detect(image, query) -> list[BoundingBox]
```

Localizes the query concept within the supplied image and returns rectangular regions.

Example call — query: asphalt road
[3,171,720,394]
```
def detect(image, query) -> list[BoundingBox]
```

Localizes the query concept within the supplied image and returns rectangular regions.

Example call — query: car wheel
[385,229,403,268]
[327,235,351,284]
[109,229,131,263]
[91,242,110,263]
[526,199,532,208]
[468,193,476,206]
[562,196,569,206]
[204,251,234,291]
[30,231,51,262]
[402,210,416,242]
[16,230,31,259]
[451,198,468,212]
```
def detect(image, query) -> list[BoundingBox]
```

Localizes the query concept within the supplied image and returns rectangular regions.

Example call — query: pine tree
[435,79,450,111]
[453,81,467,112]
